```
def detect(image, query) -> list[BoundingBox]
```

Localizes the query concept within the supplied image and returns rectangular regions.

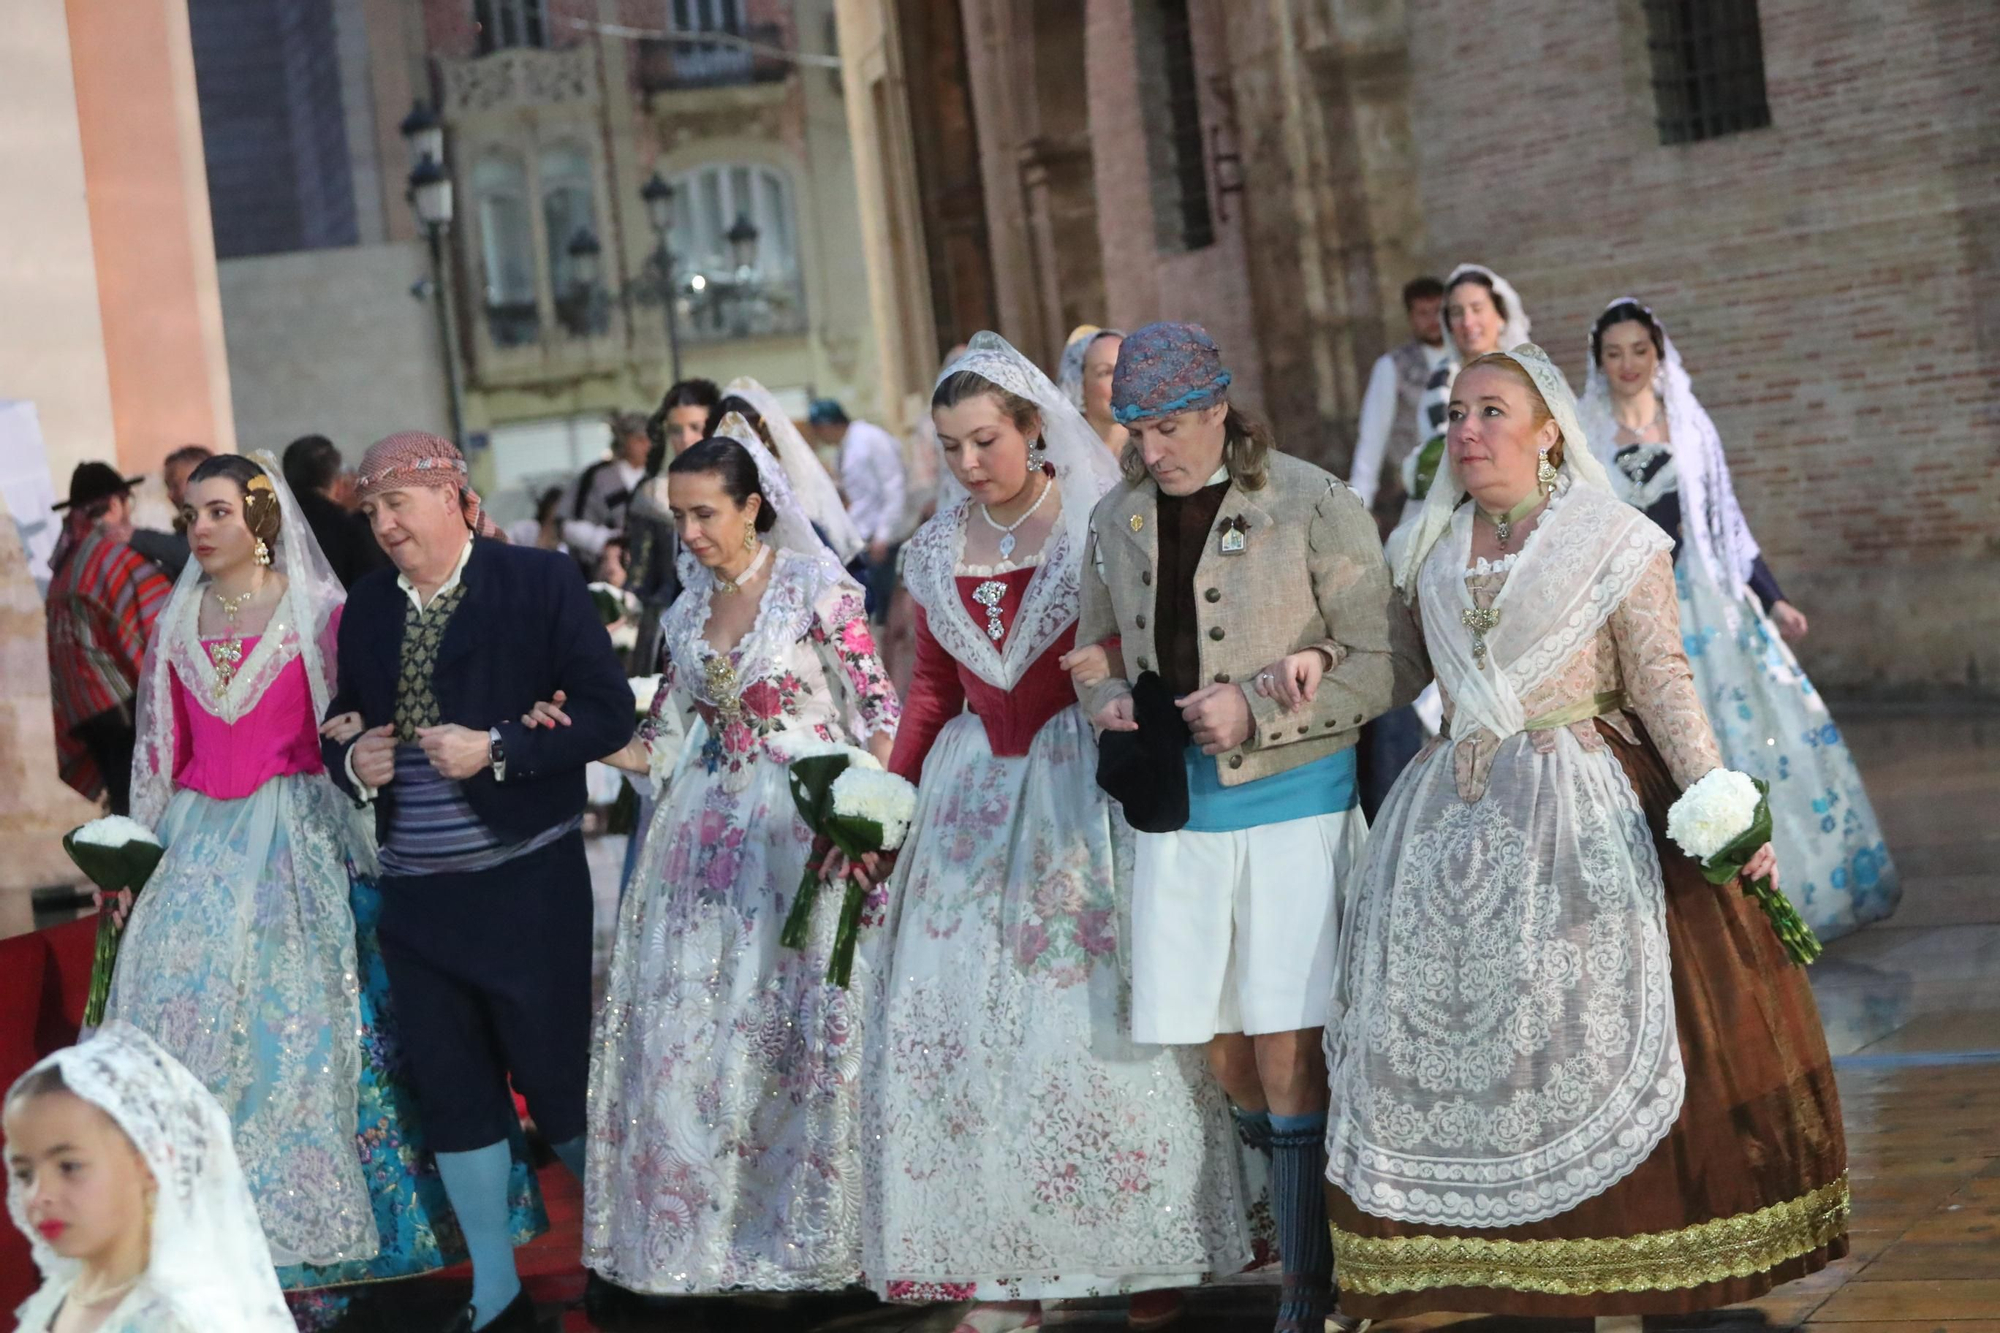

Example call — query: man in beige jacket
[1074,322,1420,1333]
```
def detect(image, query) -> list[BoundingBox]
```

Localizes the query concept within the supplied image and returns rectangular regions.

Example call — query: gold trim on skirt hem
[1331,1175,1850,1296]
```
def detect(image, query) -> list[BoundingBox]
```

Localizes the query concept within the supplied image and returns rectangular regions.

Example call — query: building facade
[191,0,884,519]
[840,0,1999,698]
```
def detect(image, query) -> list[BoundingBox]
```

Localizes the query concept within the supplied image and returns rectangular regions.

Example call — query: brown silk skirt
[1327,723,1850,1318]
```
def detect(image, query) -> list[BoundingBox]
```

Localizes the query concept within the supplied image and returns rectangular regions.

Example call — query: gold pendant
[703,654,743,722]
[1129,513,1144,533]
[206,637,244,687]
[1460,606,1500,666]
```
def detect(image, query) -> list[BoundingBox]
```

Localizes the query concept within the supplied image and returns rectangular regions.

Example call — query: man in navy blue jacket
[324,431,633,1333]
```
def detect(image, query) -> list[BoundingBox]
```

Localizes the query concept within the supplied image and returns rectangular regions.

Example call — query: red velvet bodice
[888,566,1080,783]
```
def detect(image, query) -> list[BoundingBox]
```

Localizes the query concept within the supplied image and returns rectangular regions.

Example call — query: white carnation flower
[1666,768,1761,862]
[71,816,160,849]
[609,623,638,651]
[830,767,918,849]
[630,675,663,715]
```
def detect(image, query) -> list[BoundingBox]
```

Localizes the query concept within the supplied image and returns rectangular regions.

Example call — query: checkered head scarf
[1110,321,1233,426]
[354,431,498,537]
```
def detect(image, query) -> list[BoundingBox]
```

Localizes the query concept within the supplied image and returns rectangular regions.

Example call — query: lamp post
[723,213,761,336]
[640,172,684,384]
[564,226,604,336]
[400,101,467,449]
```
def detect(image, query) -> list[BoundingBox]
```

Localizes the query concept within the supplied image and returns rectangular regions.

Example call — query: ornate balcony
[635,24,790,94]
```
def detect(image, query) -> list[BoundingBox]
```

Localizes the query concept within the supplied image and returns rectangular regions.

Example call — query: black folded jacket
[1095,671,1193,834]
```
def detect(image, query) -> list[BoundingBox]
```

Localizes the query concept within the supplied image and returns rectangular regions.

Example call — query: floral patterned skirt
[1678,557,1898,941]
[584,753,873,1294]
[1327,724,1848,1318]
[865,707,1255,1302]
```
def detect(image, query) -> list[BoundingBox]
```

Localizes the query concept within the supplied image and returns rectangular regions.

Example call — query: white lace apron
[1326,485,1685,1228]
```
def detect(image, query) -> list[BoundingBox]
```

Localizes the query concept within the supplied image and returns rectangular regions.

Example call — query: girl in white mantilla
[1580,297,1897,942]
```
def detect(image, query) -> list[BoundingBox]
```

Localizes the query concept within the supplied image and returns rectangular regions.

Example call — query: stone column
[0,514,97,939]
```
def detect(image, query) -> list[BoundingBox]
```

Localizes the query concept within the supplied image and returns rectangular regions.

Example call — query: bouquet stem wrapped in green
[62,817,166,1026]
[780,743,916,988]
[1668,771,1821,966]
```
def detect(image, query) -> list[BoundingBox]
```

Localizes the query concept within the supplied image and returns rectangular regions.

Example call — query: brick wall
[1085,0,1266,414]
[1404,0,1998,694]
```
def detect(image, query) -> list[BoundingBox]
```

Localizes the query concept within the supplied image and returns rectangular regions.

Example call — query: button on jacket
[1076,450,1426,787]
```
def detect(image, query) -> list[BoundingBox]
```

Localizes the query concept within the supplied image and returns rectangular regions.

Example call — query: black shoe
[440,1288,541,1333]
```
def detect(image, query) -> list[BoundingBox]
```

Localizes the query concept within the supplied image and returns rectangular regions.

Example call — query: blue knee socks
[434,1142,522,1330]
[1269,1112,1333,1329]
[551,1134,587,1183]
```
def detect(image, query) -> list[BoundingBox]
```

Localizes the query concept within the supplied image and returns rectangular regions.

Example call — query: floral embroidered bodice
[170,639,327,799]
[647,547,899,783]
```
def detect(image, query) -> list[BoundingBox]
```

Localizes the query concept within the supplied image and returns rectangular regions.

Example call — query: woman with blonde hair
[1322,344,1847,1328]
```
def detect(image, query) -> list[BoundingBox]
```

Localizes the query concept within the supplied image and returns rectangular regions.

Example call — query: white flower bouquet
[780,741,915,987]
[587,581,641,626]
[63,816,165,1025]
[1667,769,1821,965]
[630,674,663,718]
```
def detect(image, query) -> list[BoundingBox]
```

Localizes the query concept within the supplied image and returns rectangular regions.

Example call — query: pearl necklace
[977,473,1052,561]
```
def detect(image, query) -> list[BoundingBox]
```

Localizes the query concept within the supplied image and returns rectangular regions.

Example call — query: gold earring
[742,526,757,552]
[1536,447,1559,497]
[254,537,272,566]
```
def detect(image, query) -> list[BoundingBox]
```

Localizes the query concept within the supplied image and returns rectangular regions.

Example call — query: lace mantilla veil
[720,376,866,564]
[8,1022,295,1332]
[128,451,353,841]
[906,332,1122,690]
[1392,343,1617,599]
[1578,297,1763,598]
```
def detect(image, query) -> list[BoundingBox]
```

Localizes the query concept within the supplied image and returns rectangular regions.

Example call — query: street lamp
[564,226,604,336]
[726,213,760,273]
[640,171,684,383]
[400,101,467,450]
[399,100,444,170]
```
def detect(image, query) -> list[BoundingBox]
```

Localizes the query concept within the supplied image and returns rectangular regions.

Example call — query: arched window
[540,142,597,298]
[668,163,798,280]
[473,151,538,345]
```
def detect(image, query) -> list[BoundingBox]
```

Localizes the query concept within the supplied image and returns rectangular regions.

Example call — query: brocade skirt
[1327,722,1849,1318]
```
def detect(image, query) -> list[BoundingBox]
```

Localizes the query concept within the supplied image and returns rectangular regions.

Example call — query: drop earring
[254,537,272,566]
[1536,447,1559,498]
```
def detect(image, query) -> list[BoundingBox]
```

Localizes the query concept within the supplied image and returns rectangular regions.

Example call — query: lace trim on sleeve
[1610,550,1722,789]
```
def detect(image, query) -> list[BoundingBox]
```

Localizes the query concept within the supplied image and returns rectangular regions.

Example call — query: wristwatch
[488,727,508,782]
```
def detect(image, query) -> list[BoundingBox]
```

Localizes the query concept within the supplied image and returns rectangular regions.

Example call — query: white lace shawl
[1579,297,1763,596]
[8,1023,295,1333]
[904,332,1122,690]
[1325,483,1684,1229]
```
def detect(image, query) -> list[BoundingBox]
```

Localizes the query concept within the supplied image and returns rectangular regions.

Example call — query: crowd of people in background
[18,266,1897,1333]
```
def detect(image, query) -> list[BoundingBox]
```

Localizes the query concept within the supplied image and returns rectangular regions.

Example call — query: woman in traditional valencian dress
[1321,346,1848,1328]
[1580,298,1897,942]
[583,424,900,1294]
[865,335,1253,1333]
[105,453,542,1304]
[1056,324,1128,460]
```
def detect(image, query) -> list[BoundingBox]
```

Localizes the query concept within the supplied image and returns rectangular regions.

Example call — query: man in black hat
[46,462,174,812]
